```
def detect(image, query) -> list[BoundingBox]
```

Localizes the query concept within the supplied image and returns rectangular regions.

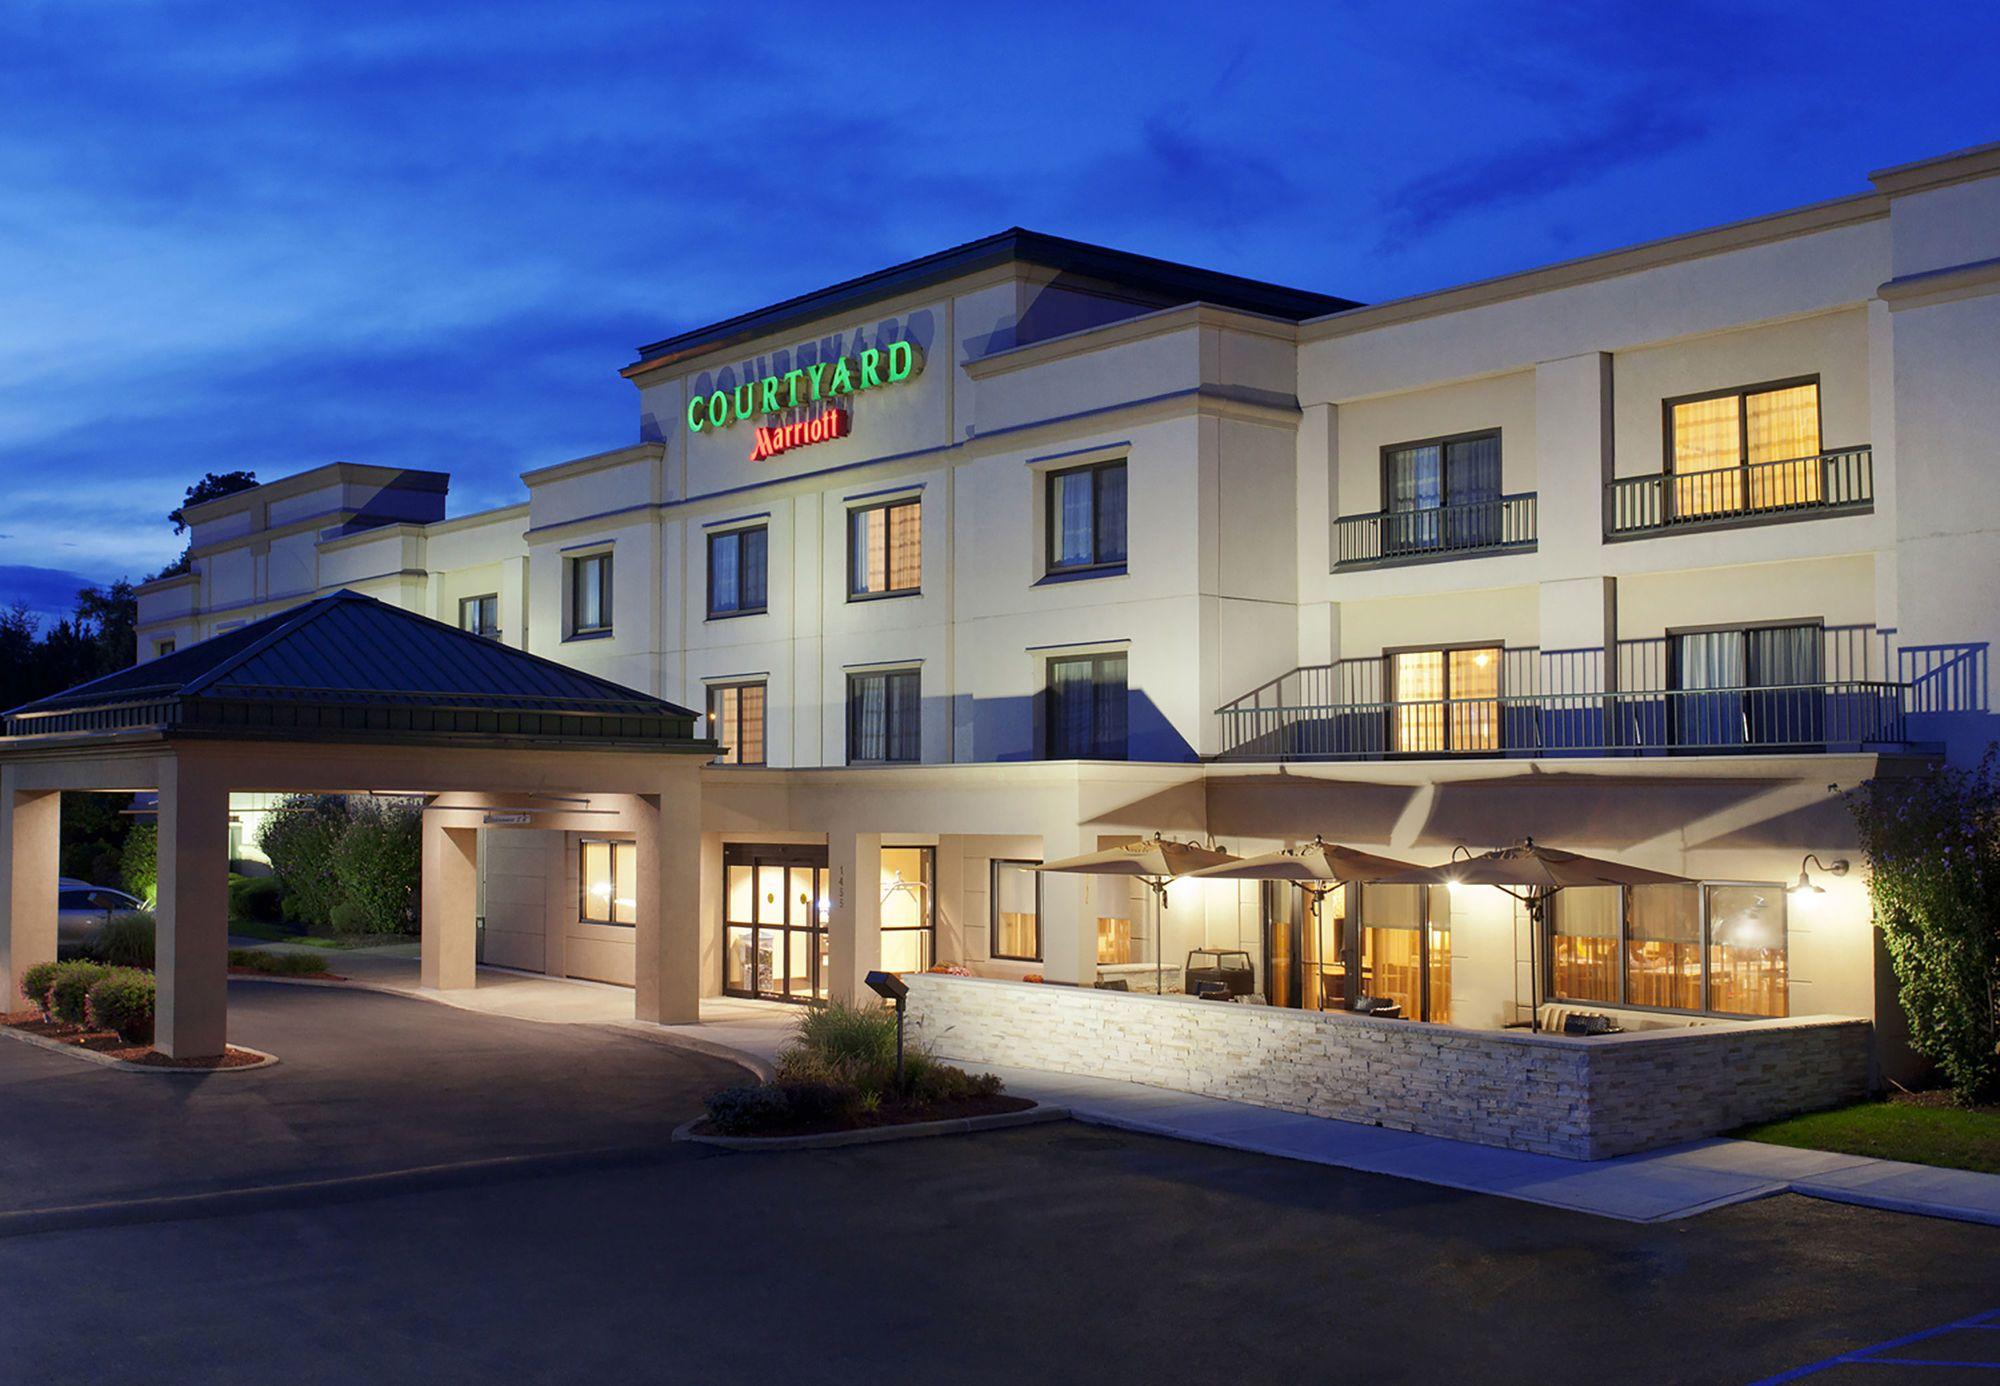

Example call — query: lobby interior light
[1787,854,1850,898]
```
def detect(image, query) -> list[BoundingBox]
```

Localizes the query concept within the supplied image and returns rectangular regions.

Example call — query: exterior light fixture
[1787,854,1850,897]
[865,970,911,1090]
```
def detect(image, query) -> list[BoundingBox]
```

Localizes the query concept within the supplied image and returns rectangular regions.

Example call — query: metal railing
[1607,446,1872,535]
[1335,493,1537,568]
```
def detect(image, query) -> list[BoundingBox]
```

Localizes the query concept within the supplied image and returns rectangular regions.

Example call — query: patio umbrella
[1033,833,1239,995]
[1373,838,1692,1030]
[1182,837,1421,1008]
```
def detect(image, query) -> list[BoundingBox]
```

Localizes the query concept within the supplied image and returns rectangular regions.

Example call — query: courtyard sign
[685,339,923,444]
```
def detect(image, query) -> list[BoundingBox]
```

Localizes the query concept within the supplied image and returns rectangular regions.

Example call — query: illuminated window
[879,846,935,973]
[1387,645,1501,753]
[1047,460,1127,574]
[580,838,636,926]
[1552,886,1622,1004]
[1706,885,1788,1018]
[1353,883,1450,1021]
[1669,380,1822,516]
[848,498,921,599]
[707,526,768,617]
[1548,882,1784,1016]
[459,594,499,639]
[847,668,920,763]
[990,860,1041,961]
[706,682,765,766]
[568,553,612,636]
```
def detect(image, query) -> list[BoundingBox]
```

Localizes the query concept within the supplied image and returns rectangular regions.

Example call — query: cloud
[0,565,98,625]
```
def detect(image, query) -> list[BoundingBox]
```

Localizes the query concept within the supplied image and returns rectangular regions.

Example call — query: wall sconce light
[1787,854,1850,897]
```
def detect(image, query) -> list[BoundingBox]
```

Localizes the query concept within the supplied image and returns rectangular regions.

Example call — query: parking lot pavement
[1750,1308,2000,1383]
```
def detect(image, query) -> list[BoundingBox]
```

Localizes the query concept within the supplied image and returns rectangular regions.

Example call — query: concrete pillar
[634,771,702,1024]
[156,753,231,1059]
[1034,824,1092,986]
[420,819,479,990]
[825,824,881,1003]
[0,770,59,1005]
[1533,352,1613,582]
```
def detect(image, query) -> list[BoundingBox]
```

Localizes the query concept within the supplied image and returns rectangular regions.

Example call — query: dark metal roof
[3,591,709,751]
[627,227,1359,371]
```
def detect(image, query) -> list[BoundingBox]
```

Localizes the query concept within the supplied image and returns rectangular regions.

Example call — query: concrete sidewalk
[228,949,2000,1228]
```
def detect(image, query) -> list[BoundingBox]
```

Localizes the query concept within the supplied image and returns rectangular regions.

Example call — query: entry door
[723,845,829,1002]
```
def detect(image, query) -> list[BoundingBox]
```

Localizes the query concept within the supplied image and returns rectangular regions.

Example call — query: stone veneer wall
[905,974,1871,1159]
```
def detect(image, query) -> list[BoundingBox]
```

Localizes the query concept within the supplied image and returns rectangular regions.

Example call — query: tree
[1849,752,2000,1103]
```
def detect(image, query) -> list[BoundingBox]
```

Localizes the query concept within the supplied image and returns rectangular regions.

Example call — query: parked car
[56,878,144,952]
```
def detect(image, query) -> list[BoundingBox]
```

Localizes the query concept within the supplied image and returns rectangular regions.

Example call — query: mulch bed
[1891,1088,2000,1118]
[228,966,348,981]
[696,1093,1035,1140]
[2,1012,265,1068]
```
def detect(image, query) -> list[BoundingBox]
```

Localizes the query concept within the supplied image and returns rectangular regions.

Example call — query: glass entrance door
[724,844,830,1002]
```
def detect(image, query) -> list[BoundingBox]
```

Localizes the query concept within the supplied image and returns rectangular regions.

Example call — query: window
[459,594,500,639]
[1387,645,1501,753]
[1382,431,1501,551]
[1353,882,1452,1022]
[707,526,768,617]
[1670,622,1824,747]
[568,553,612,636]
[1668,379,1822,516]
[1046,652,1127,760]
[847,668,920,763]
[580,838,636,925]
[991,860,1041,961]
[1550,882,1786,1017]
[848,498,921,599]
[1046,460,1127,575]
[154,639,176,658]
[706,682,766,766]
[879,846,935,973]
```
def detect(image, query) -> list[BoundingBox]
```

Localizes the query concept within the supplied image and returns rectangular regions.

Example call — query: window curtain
[710,535,738,611]
[1746,623,1824,746]
[1095,464,1127,563]
[1091,654,1128,758]
[1389,651,1446,753]
[887,670,920,761]
[889,502,921,589]
[1056,470,1094,567]
[852,675,888,761]
[1746,383,1822,507]
[1444,434,1501,547]
[1049,657,1093,757]
[1671,396,1744,514]
[739,528,767,610]
[1672,629,1747,747]
[1384,444,1443,553]
[1552,886,1621,1003]
[1625,883,1701,1009]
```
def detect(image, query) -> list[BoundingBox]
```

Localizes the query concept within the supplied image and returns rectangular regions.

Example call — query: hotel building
[117,141,2000,1132]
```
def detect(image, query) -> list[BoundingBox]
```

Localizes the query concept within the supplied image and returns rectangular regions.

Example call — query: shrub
[1850,750,2000,1103]
[121,823,158,908]
[704,1083,794,1135]
[905,1053,1004,1105]
[784,999,901,1091]
[327,899,372,935]
[18,959,61,1014]
[227,949,330,977]
[84,969,154,1044]
[257,795,351,928]
[48,961,111,1026]
[95,911,155,969]
[330,798,421,934]
[776,1079,852,1126]
[228,875,284,925]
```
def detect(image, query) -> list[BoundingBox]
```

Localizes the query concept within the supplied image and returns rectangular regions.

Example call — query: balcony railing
[1335,493,1537,569]
[1606,446,1872,537]
[1215,630,1987,762]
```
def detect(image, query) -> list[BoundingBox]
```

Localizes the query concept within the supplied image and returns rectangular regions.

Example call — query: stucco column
[825,824,881,1004]
[1034,824,1092,986]
[0,769,59,1005]
[419,819,479,990]
[155,753,231,1059]
[634,768,702,1024]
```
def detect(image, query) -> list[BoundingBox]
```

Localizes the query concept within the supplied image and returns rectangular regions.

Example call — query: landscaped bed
[1737,1092,2000,1175]
[11,953,291,1071]
[695,998,1029,1140]
[0,1011,267,1068]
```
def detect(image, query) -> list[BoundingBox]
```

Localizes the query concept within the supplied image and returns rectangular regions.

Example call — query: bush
[227,949,330,977]
[48,961,111,1026]
[121,823,158,908]
[257,795,351,928]
[905,1053,1004,1105]
[704,1083,794,1135]
[327,899,372,935]
[95,911,155,969]
[783,999,901,1092]
[228,875,284,925]
[18,959,61,1013]
[330,798,421,934]
[1850,750,2000,1103]
[84,969,154,1044]
[776,1079,853,1126]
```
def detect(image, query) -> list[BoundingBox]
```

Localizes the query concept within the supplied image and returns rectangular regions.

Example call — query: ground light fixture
[1787,854,1850,897]
[865,969,910,1090]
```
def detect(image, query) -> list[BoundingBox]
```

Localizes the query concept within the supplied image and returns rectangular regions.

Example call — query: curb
[672,1102,1069,1151]
[0,1025,279,1075]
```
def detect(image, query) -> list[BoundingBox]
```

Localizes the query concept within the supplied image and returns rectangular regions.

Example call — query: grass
[1737,1097,2000,1175]
[229,920,413,950]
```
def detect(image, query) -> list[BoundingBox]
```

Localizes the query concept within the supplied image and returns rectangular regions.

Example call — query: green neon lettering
[707,391,729,428]
[784,368,805,407]
[733,383,756,421]
[807,361,827,401]
[858,348,882,388]
[829,357,854,395]
[686,396,705,433]
[761,376,781,413]
[886,340,916,382]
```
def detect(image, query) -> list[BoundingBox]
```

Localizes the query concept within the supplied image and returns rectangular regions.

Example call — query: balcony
[1216,629,1987,762]
[1334,493,1537,569]
[1606,446,1872,538]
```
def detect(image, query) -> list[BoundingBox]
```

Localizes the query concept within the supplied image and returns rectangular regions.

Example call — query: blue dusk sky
[1,0,1996,620]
